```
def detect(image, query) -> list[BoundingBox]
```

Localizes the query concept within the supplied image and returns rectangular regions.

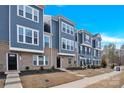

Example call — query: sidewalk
[52,71,121,88]
[4,71,22,88]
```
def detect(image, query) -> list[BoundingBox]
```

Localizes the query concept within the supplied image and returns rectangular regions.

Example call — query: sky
[44,5,124,49]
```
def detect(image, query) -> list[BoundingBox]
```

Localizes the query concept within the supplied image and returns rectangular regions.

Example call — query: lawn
[71,67,113,77]
[0,72,6,88]
[86,71,124,88]
[20,71,83,88]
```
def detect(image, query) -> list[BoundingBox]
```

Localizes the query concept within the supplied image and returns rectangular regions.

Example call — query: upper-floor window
[44,35,51,48]
[62,22,74,35]
[97,41,101,48]
[17,5,39,23]
[61,38,74,51]
[71,41,74,51]
[17,25,39,45]
[18,5,24,17]
[84,34,91,43]
[80,45,83,54]
[62,38,67,50]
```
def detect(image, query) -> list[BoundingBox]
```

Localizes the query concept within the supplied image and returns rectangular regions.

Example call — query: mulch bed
[19,69,64,76]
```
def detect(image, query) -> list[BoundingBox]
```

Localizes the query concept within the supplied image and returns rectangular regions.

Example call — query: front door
[8,53,17,70]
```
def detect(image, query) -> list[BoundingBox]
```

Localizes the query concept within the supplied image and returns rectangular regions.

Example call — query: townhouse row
[0,5,102,72]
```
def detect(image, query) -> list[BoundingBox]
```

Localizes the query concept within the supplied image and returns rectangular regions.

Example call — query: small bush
[111,64,115,69]
[91,65,96,69]
[66,67,82,70]
[48,66,55,72]
[101,59,107,68]
[25,66,30,71]
[39,66,44,70]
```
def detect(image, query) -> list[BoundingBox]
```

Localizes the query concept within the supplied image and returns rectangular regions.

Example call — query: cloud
[101,34,124,49]
[101,34,124,43]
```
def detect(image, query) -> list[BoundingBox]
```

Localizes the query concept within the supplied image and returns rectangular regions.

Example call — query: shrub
[39,66,44,71]
[25,66,30,71]
[91,65,96,69]
[66,67,82,70]
[101,59,107,68]
[111,64,115,69]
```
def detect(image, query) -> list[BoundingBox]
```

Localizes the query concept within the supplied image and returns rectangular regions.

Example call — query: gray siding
[0,5,9,42]
[10,5,44,51]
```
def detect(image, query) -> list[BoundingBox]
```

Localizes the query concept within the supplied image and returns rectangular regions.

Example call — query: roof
[55,15,75,26]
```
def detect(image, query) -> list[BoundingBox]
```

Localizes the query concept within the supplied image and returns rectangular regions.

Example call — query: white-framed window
[62,22,66,32]
[71,40,74,51]
[33,55,48,66]
[71,26,74,35]
[85,46,87,53]
[18,5,24,17]
[97,41,101,48]
[61,38,74,51]
[17,5,39,23]
[67,40,70,50]
[44,35,51,48]
[17,25,39,45]
[61,22,74,35]
[85,34,90,43]
[80,45,83,54]
[62,38,67,50]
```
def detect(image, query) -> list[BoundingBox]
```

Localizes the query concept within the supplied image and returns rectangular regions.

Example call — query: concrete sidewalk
[4,71,22,88]
[52,71,121,88]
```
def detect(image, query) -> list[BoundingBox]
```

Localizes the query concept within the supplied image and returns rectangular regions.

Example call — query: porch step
[5,71,20,74]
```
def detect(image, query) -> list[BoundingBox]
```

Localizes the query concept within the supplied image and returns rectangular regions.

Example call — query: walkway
[52,71,121,88]
[4,71,22,88]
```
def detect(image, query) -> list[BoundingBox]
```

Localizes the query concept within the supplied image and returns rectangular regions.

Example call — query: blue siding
[0,5,9,42]
[10,5,44,51]
[52,19,59,49]
[59,18,75,54]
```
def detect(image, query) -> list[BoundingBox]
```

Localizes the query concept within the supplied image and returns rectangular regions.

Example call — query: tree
[103,43,120,66]
[121,44,124,49]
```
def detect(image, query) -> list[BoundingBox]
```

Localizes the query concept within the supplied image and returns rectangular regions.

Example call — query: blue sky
[44,5,124,49]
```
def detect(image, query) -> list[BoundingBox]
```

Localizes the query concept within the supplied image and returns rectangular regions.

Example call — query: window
[17,25,39,45]
[97,41,101,48]
[25,29,32,43]
[39,56,44,65]
[62,38,66,50]
[45,56,48,65]
[71,26,74,35]
[17,5,39,22]
[18,26,24,42]
[71,41,74,51]
[33,55,48,66]
[34,10,39,22]
[62,22,66,32]
[44,35,50,48]
[34,31,38,44]
[61,38,74,51]
[62,22,74,35]
[33,55,37,66]
[85,47,87,54]
[67,25,70,33]
[67,40,70,50]
[25,6,32,19]
[80,46,83,54]
[85,34,90,43]
[18,5,24,16]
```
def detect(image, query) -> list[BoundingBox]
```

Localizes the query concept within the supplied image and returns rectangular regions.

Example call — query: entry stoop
[4,71,22,88]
